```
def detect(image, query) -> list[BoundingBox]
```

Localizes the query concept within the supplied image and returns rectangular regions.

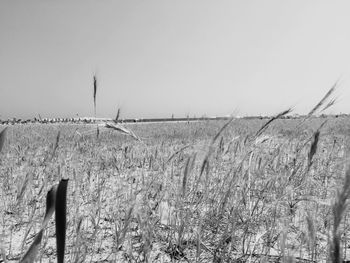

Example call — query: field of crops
[1,116,350,262]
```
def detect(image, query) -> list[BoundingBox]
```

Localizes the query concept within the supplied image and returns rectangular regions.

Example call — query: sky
[1,1,350,119]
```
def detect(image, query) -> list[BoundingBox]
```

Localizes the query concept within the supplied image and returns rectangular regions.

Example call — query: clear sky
[1,1,350,119]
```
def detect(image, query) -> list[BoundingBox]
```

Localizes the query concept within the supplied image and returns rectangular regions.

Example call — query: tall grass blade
[20,186,58,263]
[51,131,60,159]
[93,75,97,117]
[306,120,326,170]
[167,144,193,164]
[199,159,209,179]
[55,179,69,263]
[306,212,316,261]
[255,108,292,137]
[19,231,44,263]
[199,118,233,180]
[330,165,350,263]
[307,130,320,170]
[17,173,30,205]
[0,127,8,153]
[321,98,337,113]
[307,81,337,117]
[114,108,121,123]
[182,157,191,198]
[212,118,234,143]
[44,186,58,227]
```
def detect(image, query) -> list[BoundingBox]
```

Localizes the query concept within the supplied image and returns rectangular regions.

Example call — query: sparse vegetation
[0,114,350,262]
[2,85,350,262]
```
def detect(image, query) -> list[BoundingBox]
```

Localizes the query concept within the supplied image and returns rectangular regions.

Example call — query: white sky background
[1,1,350,119]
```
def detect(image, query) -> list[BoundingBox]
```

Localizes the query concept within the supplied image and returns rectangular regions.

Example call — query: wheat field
[1,115,350,262]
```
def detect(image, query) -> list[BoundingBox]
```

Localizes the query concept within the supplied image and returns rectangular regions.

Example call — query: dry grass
[1,82,350,263]
[0,127,7,153]
[0,115,350,262]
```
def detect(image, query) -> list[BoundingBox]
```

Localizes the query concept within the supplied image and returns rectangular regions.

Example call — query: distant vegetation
[1,113,347,125]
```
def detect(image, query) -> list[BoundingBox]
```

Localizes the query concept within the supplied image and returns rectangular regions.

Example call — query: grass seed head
[307,130,320,170]
[307,81,337,118]
[93,74,97,117]
[255,108,292,137]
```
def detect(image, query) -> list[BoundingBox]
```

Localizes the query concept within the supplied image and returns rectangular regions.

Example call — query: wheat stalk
[255,108,292,137]
[0,127,7,153]
[93,75,97,117]
[330,166,350,263]
[307,81,337,117]
[19,179,68,263]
